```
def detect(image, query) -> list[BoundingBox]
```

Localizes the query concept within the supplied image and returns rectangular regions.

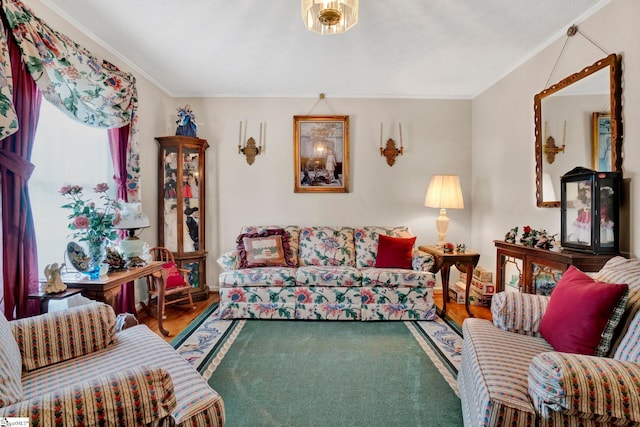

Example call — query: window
[31,100,114,272]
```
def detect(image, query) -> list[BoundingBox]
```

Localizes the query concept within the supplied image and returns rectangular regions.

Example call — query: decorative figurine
[105,246,127,272]
[456,243,466,253]
[43,263,66,294]
[505,226,518,244]
[175,105,198,137]
[443,242,455,253]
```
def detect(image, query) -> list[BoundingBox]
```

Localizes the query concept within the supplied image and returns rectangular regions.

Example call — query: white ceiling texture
[41,0,609,99]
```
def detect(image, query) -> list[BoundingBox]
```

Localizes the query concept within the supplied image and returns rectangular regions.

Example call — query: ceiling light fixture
[301,0,359,35]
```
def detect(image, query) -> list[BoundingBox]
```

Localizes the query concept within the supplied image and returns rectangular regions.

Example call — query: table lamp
[114,202,150,267]
[424,175,464,247]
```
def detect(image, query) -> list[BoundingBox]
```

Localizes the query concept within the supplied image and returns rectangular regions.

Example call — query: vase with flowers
[60,183,121,279]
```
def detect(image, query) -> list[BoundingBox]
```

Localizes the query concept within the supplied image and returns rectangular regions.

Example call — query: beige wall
[471,0,639,271]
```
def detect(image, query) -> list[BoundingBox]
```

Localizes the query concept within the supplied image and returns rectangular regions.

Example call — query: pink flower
[523,225,532,234]
[93,183,109,193]
[72,215,90,229]
[59,185,73,195]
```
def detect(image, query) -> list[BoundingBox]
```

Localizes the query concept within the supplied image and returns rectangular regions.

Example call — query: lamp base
[435,208,450,247]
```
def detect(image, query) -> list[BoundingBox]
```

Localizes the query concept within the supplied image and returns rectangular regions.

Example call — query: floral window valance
[0,0,140,199]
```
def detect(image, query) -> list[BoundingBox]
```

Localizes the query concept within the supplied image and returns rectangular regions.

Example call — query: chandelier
[301,0,359,35]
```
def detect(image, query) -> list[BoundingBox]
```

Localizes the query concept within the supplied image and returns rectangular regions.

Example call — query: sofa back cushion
[593,256,640,361]
[11,302,116,372]
[354,226,413,269]
[0,310,23,407]
[298,227,355,267]
[240,226,300,267]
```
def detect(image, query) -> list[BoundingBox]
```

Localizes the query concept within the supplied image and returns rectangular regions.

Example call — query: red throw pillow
[375,235,417,269]
[539,266,628,356]
[163,261,187,289]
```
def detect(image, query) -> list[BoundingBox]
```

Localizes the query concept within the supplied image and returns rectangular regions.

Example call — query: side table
[419,245,480,318]
[28,288,83,314]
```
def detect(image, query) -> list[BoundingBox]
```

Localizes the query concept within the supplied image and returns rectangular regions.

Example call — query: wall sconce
[379,123,403,166]
[544,121,566,164]
[238,120,264,165]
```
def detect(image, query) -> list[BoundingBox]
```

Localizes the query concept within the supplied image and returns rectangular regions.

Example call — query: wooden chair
[142,246,195,320]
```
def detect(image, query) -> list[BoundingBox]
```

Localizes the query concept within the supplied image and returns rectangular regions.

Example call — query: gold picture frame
[592,112,612,172]
[294,115,349,193]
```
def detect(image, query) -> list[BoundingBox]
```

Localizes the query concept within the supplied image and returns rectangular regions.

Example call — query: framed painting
[293,115,349,193]
[592,112,612,172]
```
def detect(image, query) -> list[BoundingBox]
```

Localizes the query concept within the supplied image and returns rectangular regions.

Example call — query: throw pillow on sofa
[236,228,293,268]
[374,235,416,269]
[539,266,629,356]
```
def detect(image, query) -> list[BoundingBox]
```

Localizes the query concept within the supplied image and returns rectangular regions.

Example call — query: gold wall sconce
[379,123,404,166]
[238,121,265,165]
[544,121,566,164]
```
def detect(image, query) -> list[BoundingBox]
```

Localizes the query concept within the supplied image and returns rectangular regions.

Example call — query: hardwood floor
[138,289,492,342]
[138,291,219,342]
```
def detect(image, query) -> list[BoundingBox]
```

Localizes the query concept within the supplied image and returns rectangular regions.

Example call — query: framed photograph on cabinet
[293,115,349,193]
[592,112,612,171]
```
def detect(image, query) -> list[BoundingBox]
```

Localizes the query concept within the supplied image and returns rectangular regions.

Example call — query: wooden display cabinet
[156,135,209,301]
[494,240,617,296]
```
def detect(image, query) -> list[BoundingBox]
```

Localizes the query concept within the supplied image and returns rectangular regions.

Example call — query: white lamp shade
[114,202,150,230]
[301,0,359,35]
[424,175,464,209]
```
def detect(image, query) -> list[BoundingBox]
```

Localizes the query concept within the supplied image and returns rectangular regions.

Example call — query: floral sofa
[0,302,225,426]
[217,226,436,320]
[458,256,640,426]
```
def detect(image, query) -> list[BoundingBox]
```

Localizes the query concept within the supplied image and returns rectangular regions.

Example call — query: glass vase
[85,240,107,279]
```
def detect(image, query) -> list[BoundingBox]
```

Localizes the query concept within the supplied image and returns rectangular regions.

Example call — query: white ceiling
[41,0,608,99]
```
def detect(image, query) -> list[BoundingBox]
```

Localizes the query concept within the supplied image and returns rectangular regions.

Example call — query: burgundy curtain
[108,125,136,314]
[0,21,42,319]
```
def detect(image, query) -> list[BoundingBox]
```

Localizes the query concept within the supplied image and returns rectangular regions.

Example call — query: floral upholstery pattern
[219,287,296,320]
[219,266,296,287]
[295,287,361,320]
[459,256,640,427]
[361,286,436,321]
[295,266,361,287]
[298,227,355,266]
[218,226,436,321]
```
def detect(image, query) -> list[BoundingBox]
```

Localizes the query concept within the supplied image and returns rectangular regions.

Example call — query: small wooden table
[28,288,83,313]
[419,245,480,318]
[60,261,171,336]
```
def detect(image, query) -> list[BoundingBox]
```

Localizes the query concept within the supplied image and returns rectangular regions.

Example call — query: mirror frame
[534,53,622,208]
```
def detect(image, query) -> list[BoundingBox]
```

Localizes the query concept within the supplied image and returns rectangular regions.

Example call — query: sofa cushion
[241,225,300,267]
[592,256,640,361]
[219,266,296,287]
[539,266,628,356]
[459,318,553,426]
[354,226,412,269]
[0,310,23,407]
[375,235,416,269]
[298,227,355,267]
[237,228,293,268]
[361,268,435,288]
[295,265,361,287]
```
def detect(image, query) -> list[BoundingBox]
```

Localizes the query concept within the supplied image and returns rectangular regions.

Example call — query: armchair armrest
[491,291,550,336]
[529,352,640,424]
[412,250,434,272]
[0,366,176,426]
[217,250,238,272]
[11,302,116,371]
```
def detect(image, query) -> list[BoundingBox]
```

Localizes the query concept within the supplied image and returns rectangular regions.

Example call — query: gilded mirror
[534,54,622,208]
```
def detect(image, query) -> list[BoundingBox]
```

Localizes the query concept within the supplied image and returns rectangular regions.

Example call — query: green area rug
[173,308,463,427]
